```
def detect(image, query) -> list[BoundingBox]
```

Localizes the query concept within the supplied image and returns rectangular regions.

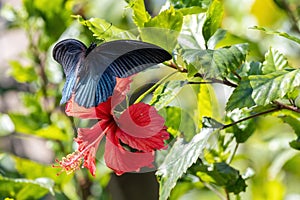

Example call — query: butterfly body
[53,39,172,108]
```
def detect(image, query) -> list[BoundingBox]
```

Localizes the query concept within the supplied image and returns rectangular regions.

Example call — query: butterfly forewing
[53,39,172,108]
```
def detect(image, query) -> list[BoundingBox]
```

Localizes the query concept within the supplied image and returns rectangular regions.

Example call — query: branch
[222,107,281,130]
[222,101,300,130]
[165,62,237,87]
[273,101,300,113]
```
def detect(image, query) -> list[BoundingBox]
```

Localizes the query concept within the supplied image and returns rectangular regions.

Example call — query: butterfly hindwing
[53,39,87,77]
[53,39,87,104]
[74,71,116,107]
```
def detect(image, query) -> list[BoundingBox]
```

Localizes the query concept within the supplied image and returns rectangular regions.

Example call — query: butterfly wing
[52,39,87,104]
[75,40,172,108]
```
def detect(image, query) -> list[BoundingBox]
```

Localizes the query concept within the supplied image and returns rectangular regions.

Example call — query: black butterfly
[52,39,172,108]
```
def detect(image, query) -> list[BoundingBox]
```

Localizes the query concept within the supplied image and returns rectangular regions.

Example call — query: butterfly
[52,39,172,108]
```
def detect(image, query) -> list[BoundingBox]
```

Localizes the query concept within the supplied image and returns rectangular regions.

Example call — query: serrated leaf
[252,26,300,45]
[226,78,255,111]
[141,7,183,52]
[197,162,247,194]
[248,61,263,75]
[74,15,136,40]
[226,109,257,143]
[150,80,187,110]
[207,28,227,49]
[9,61,38,83]
[0,175,54,199]
[126,0,151,27]
[249,69,300,105]
[182,44,248,79]
[178,14,206,49]
[202,0,224,44]
[156,128,215,200]
[262,47,289,74]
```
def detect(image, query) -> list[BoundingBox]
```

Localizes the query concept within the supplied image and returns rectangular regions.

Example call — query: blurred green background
[0,0,300,199]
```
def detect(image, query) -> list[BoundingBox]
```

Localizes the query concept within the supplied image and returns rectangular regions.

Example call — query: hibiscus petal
[66,94,98,119]
[115,103,169,152]
[105,132,154,175]
[111,77,133,110]
[116,127,169,152]
[75,121,108,176]
[117,103,166,138]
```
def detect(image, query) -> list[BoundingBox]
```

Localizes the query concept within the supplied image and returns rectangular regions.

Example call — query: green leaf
[202,0,224,44]
[177,6,207,15]
[156,128,216,200]
[197,162,247,194]
[126,0,151,27]
[226,78,255,111]
[8,113,68,140]
[9,61,38,83]
[9,113,41,134]
[207,28,227,49]
[289,137,300,150]
[249,69,300,105]
[74,15,136,40]
[182,44,248,79]
[35,125,68,141]
[178,14,205,49]
[262,47,289,74]
[277,113,300,150]
[14,157,72,185]
[198,84,220,127]
[279,115,300,136]
[23,0,72,46]
[141,7,183,52]
[251,26,300,45]
[150,80,188,110]
[0,175,54,199]
[202,117,223,129]
[162,106,197,141]
[247,61,263,75]
[226,109,257,143]
[169,0,211,9]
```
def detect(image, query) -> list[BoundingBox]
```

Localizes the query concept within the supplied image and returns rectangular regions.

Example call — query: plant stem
[273,101,300,113]
[134,71,178,104]
[222,107,281,130]
[225,189,230,200]
[227,142,239,164]
[165,62,237,87]
[188,81,213,84]
[200,179,226,200]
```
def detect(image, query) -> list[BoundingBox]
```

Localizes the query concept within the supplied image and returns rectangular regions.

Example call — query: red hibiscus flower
[55,77,169,176]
